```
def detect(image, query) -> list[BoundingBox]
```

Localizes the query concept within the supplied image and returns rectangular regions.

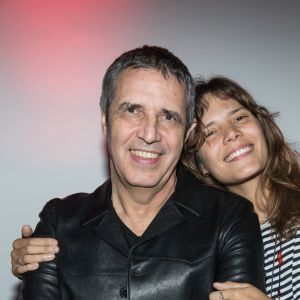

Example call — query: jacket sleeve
[216,196,266,292]
[21,199,60,299]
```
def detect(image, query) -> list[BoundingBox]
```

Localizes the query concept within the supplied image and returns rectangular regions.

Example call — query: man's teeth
[131,150,159,159]
[225,146,252,162]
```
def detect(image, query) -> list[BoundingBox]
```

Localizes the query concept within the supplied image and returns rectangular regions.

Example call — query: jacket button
[119,287,127,298]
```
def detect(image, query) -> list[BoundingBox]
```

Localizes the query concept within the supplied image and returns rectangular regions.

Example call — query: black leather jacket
[22,167,265,299]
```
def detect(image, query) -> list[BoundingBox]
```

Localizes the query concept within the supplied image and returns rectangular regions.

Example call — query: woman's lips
[224,145,254,162]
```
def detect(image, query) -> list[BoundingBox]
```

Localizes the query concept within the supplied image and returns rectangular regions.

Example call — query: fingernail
[45,254,55,260]
[49,246,59,253]
[53,246,59,253]
[29,263,39,270]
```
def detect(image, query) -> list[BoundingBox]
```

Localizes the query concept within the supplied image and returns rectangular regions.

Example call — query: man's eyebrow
[117,102,143,110]
[204,106,245,128]
[162,109,183,124]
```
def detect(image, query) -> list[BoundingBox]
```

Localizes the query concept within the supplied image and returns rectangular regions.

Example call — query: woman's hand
[209,281,271,300]
[11,225,59,277]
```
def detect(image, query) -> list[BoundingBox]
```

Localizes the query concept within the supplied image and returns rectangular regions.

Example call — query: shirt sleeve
[216,196,266,292]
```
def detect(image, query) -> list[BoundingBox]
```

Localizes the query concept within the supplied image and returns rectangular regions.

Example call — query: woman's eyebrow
[229,107,245,116]
[203,106,245,128]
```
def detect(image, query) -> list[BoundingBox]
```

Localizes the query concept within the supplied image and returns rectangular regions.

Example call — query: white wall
[1,1,299,298]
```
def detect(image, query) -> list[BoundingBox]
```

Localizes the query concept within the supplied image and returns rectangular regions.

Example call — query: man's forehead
[114,70,185,105]
[116,67,184,86]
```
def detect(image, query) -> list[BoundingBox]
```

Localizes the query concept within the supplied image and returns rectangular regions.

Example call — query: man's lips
[130,149,160,159]
[224,145,254,162]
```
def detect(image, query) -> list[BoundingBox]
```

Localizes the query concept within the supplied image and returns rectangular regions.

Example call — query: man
[12,46,264,299]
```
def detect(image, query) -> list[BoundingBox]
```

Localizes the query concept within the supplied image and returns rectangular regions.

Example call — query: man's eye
[125,105,139,113]
[127,107,136,113]
[165,113,174,121]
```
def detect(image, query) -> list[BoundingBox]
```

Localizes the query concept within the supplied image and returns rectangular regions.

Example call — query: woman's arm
[11,225,59,277]
[21,200,60,299]
[209,282,271,300]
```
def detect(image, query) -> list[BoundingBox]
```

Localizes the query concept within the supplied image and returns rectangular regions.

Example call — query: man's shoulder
[174,166,254,214]
[40,178,112,218]
[193,183,253,213]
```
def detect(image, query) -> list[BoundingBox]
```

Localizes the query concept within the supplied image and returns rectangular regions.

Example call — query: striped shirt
[261,221,300,300]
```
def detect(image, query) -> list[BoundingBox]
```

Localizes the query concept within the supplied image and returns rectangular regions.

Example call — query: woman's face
[198,94,268,187]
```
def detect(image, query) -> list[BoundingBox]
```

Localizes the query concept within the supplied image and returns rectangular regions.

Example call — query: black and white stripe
[261,221,300,299]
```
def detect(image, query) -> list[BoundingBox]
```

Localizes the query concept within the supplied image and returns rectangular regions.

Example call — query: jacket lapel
[79,167,203,253]
[141,199,186,242]
[93,212,129,256]
[141,166,205,243]
[81,179,129,256]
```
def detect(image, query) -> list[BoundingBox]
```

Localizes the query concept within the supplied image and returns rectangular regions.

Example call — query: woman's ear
[199,161,209,177]
[201,165,209,177]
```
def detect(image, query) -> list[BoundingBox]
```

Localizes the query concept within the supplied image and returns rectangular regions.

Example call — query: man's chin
[127,180,163,189]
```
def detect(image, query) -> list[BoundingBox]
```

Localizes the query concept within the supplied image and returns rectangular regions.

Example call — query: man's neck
[111,174,177,236]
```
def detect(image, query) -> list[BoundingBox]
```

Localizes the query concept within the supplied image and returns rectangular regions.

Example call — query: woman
[182,76,300,299]
[11,77,300,299]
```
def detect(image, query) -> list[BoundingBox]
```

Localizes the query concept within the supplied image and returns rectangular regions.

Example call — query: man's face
[102,68,191,192]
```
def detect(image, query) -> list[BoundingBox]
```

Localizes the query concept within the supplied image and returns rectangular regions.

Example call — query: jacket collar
[81,180,130,255]
[80,166,204,253]
[172,164,204,218]
[81,165,204,222]
[81,179,112,226]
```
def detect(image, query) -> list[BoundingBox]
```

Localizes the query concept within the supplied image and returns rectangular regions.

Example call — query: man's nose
[137,116,161,144]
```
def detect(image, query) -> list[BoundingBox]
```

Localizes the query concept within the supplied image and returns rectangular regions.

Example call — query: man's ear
[184,119,197,142]
[101,111,108,137]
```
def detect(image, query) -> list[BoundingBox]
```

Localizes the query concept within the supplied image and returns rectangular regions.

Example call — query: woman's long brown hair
[182,76,300,240]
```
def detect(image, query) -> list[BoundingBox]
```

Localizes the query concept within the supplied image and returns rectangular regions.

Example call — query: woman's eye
[206,130,216,138]
[235,115,247,122]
